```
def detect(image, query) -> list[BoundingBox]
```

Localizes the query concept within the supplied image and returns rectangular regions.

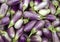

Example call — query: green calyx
[48,25,56,33]
[8,21,14,28]
[29,28,37,37]
[55,27,60,32]
[55,7,60,15]
[52,0,59,8]
[39,9,50,16]
[0,14,4,19]
[23,18,29,24]
[27,37,30,42]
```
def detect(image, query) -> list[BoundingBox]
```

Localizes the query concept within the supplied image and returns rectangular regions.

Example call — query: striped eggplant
[7,27,15,38]
[13,26,24,42]
[0,35,4,42]
[14,18,23,29]
[29,20,45,37]
[0,3,8,19]
[8,10,22,28]
[0,30,11,42]
[24,20,37,32]
[23,11,45,20]
[1,16,10,25]
[6,0,19,5]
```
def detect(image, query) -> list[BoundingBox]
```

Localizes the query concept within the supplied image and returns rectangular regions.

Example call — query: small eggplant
[49,1,56,14]
[8,10,22,28]
[1,16,10,25]
[0,3,8,19]
[23,11,45,20]
[34,2,48,11]
[13,27,24,42]
[24,20,37,32]
[31,35,42,42]
[7,27,15,38]
[0,36,4,42]
[6,0,19,5]
[46,14,56,21]
[14,18,23,29]
[0,30,11,42]
[52,18,60,27]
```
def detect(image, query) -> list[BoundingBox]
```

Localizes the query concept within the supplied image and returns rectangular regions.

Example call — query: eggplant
[44,20,51,28]
[42,28,52,38]
[19,35,26,42]
[46,14,56,21]
[24,20,37,32]
[1,16,10,25]
[49,1,56,14]
[13,26,24,42]
[8,10,22,28]
[0,30,11,42]
[7,27,15,38]
[14,18,23,29]
[6,0,20,5]
[0,3,8,19]
[23,0,30,11]
[31,35,42,42]
[23,11,45,20]
[42,38,48,42]
[34,2,48,11]
[52,18,60,27]
[29,20,45,37]
[0,36,4,42]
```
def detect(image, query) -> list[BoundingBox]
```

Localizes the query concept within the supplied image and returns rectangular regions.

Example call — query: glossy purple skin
[1,16,10,25]
[52,32,60,42]
[0,36,4,42]
[31,35,42,42]
[24,20,37,32]
[7,0,20,5]
[19,2,23,11]
[42,38,48,42]
[33,20,45,30]
[44,20,51,28]
[23,11,40,20]
[42,28,52,38]
[19,35,26,42]
[16,26,24,38]
[7,27,15,38]
[52,19,60,27]
[12,10,22,23]
[46,14,56,21]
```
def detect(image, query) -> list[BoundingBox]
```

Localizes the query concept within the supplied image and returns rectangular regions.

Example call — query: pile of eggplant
[0,0,60,42]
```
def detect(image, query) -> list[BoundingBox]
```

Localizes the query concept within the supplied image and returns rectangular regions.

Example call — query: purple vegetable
[34,2,48,11]
[0,30,11,42]
[44,20,51,28]
[0,3,8,19]
[24,20,37,32]
[0,36,4,42]
[13,26,24,42]
[49,1,56,14]
[14,18,23,29]
[19,35,26,42]
[23,11,44,20]
[52,32,60,42]
[1,16,10,25]
[23,0,30,11]
[7,27,15,38]
[42,28,52,38]
[8,10,22,28]
[42,38,48,42]
[6,0,19,5]
[52,18,60,27]
[46,14,56,21]
[29,20,45,37]
[31,35,42,42]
